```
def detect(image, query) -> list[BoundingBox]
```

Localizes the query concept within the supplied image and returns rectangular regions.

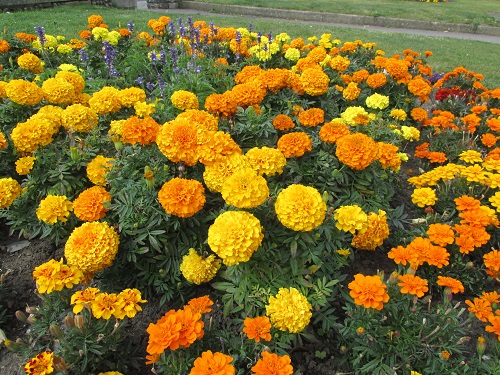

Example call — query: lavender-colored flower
[169,46,179,73]
[159,49,167,64]
[103,41,120,78]
[146,82,156,92]
[135,77,144,85]
[267,32,272,43]
[257,31,262,44]
[78,48,89,63]
[127,20,135,33]
[235,30,242,44]
[168,20,176,36]
[249,23,254,33]
[34,26,46,46]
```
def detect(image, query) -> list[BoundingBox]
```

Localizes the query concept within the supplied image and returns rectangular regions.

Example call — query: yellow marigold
[171,90,199,110]
[176,109,219,133]
[411,187,437,208]
[299,68,330,96]
[401,126,420,141]
[55,70,85,94]
[134,101,156,118]
[197,130,241,166]
[36,195,73,224]
[298,107,324,127]
[91,292,123,320]
[334,205,368,234]
[156,118,199,166]
[221,168,269,209]
[73,186,111,222]
[377,142,401,170]
[113,288,147,319]
[207,211,264,266]
[0,131,7,150]
[17,52,43,73]
[158,178,206,218]
[24,351,54,375]
[390,109,407,121]
[15,156,35,175]
[275,184,326,232]
[365,93,389,110]
[203,153,251,192]
[121,116,160,146]
[341,106,370,126]
[61,104,98,133]
[351,210,390,250]
[89,86,122,115]
[41,77,75,105]
[71,287,100,314]
[336,133,378,170]
[5,79,43,106]
[33,258,83,294]
[459,150,483,164]
[180,248,221,284]
[0,81,8,99]
[348,274,390,310]
[86,155,114,186]
[245,146,286,176]
[342,82,361,101]
[277,132,312,158]
[11,118,55,153]
[32,105,64,133]
[0,177,22,209]
[65,221,119,275]
[266,287,312,333]
[116,87,146,107]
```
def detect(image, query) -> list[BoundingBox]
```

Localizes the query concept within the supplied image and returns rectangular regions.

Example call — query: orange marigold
[465,298,493,322]
[156,118,199,166]
[251,352,293,375]
[158,178,206,218]
[73,186,111,222]
[298,107,324,127]
[121,116,160,146]
[410,107,429,122]
[272,114,295,131]
[408,76,432,102]
[436,276,464,294]
[366,72,387,89]
[351,210,390,250]
[186,296,214,315]
[397,274,429,298]
[189,351,235,375]
[204,91,238,118]
[243,316,272,343]
[299,68,330,96]
[426,223,455,246]
[348,274,390,310]
[277,132,312,158]
[483,249,500,279]
[335,133,378,170]
[319,120,350,144]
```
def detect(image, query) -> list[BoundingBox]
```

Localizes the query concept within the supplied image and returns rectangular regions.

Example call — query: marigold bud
[477,336,486,356]
[15,311,27,322]
[74,314,85,330]
[49,324,63,338]
[53,355,69,371]
[26,314,37,324]
[64,315,75,328]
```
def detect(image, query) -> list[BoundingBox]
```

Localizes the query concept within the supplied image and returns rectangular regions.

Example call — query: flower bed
[0,10,499,375]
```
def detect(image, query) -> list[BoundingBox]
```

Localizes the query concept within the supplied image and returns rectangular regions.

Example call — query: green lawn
[193,0,500,26]
[1,4,499,87]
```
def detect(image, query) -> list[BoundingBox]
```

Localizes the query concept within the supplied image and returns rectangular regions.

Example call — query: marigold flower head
[156,118,199,166]
[177,109,219,133]
[61,104,98,133]
[277,132,312,158]
[275,184,326,232]
[41,77,75,105]
[0,177,22,209]
[197,130,241,166]
[221,168,269,209]
[436,276,464,294]
[299,68,330,96]
[336,133,378,170]
[297,107,324,127]
[319,120,350,144]
[204,91,238,118]
[266,287,312,333]
[71,287,100,314]
[459,150,483,164]
[485,315,500,340]
[411,187,437,208]
[180,248,221,285]
[121,116,160,146]
[365,93,389,110]
[203,153,251,192]
[426,223,454,246]
[272,114,295,131]
[171,90,199,110]
[55,70,85,94]
[17,52,43,73]
[36,195,73,224]
[86,155,114,186]
[64,221,119,275]
[15,156,36,175]
[89,86,122,114]
[186,295,214,315]
[158,178,206,218]
[484,249,500,279]
[208,211,263,266]
[351,210,390,250]
[400,126,420,141]
[408,76,432,102]
[5,79,43,106]
[189,351,235,375]
[245,147,286,177]
[410,107,429,122]
[377,142,401,170]
[329,55,351,71]
[465,298,493,322]
[33,258,83,294]
[341,106,370,126]
[87,14,104,28]
[118,87,146,107]
[455,195,481,211]
[348,274,390,310]
[482,133,498,148]
[251,352,293,375]
[366,72,387,89]
[334,205,368,234]
[243,316,272,342]
[73,186,110,222]
[342,82,361,101]
[0,131,7,150]
[91,292,122,320]
[113,288,147,319]
[397,274,429,298]
[388,245,418,267]
[24,351,54,375]
[11,117,57,153]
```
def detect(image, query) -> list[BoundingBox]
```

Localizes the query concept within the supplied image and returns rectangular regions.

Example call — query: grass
[193,0,500,26]
[1,4,499,88]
